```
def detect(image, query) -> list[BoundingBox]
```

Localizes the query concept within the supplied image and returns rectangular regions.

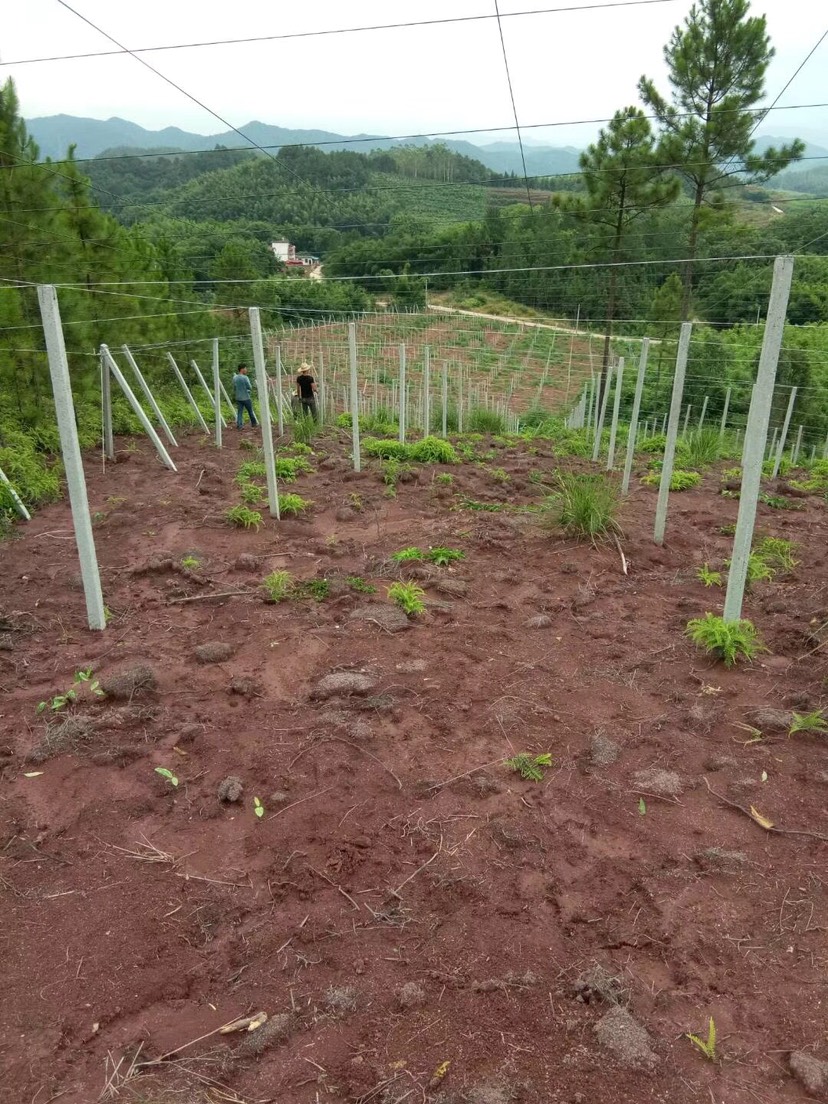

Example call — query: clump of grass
[488,467,510,483]
[295,579,330,601]
[408,436,458,464]
[347,575,377,594]
[641,469,701,491]
[391,546,425,563]
[180,554,201,570]
[236,461,266,483]
[684,429,720,470]
[388,581,426,616]
[292,412,317,445]
[239,482,263,505]
[466,407,507,434]
[686,613,765,667]
[262,570,294,602]
[459,498,504,512]
[638,434,667,453]
[725,551,775,587]
[697,564,722,587]
[755,535,798,573]
[278,493,311,516]
[364,437,410,461]
[225,505,262,530]
[435,472,454,486]
[505,752,553,782]
[427,547,464,566]
[275,456,313,481]
[544,473,620,541]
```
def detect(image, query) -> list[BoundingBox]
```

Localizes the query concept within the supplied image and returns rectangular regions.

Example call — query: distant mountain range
[24,114,583,177]
[25,114,828,181]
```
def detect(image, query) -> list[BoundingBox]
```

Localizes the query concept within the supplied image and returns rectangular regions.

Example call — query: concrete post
[101,347,115,461]
[654,322,692,545]
[719,387,731,441]
[349,323,361,473]
[167,353,209,432]
[398,344,407,443]
[101,347,177,472]
[724,256,794,622]
[121,346,177,447]
[771,386,797,479]
[791,424,803,466]
[423,345,431,437]
[698,395,709,431]
[441,361,448,438]
[622,339,649,495]
[606,357,625,471]
[276,346,284,436]
[0,467,31,520]
[592,365,613,462]
[249,308,279,519]
[38,285,106,631]
[191,359,225,428]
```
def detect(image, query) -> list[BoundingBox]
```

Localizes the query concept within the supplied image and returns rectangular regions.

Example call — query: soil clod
[789,1050,828,1096]
[314,671,376,699]
[217,775,244,803]
[194,641,236,664]
[593,1006,658,1067]
[100,665,157,700]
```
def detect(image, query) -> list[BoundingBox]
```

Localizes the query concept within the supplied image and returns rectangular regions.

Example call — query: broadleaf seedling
[155,767,179,788]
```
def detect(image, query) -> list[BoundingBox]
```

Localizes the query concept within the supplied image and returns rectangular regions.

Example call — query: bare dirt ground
[1,426,827,1104]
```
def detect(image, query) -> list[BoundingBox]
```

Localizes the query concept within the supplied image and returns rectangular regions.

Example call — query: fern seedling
[505,752,553,782]
[686,613,765,667]
[696,564,722,588]
[427,547,465,566]
[225,505,263,530]
[788,710,827,737]
[686,1017,717,1062]
[391,546,425,563]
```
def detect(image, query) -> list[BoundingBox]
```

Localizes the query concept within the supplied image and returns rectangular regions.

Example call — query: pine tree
[639,0,804,319]
[558,107,679,392]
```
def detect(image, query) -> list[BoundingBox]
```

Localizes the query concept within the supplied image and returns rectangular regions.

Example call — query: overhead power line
[492,0,534,209]
[4,0,678,66]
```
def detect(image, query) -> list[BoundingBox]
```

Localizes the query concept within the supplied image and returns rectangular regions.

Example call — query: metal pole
[724,256,794,622]
[101,347,177,472]
[622,339,649,495]
[592,364,613,462]
[0,466,31,520]
[349,323,361,472]
[654,322,692,545]
[121,346,177,447]
[423,345,431,437]
[100,347,115,461]
[37,285,106,631]
[771,386,797,479]
[398,343,407,443]
[249,308,279,519]
[441,361,448,438]
[606,357,625,471]
[719,386,731,441]
[167,353,209,433]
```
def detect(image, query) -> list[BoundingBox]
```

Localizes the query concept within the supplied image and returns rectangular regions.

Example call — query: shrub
[225,505,262,530]
[408,436,458,464]
[755,536,798,573]
[466,407,506,434]
[292,412,317,445]
[684,429,720,470]
[427,547,464,566]
[275,456,312,480]
[685,613,765,667]
[638,434,667,453]
[363,437,410,460]
[641,469,701,491]
[391,546,425,563]
[388,581,426,616]
[697,564,722,587]
[543,473,620,541]
[236,461,266,483]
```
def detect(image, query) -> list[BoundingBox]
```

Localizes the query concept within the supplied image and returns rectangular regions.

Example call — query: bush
[278,493,311,516]
[262,570,294,601]
[466,407,507,434]
[407,436,458,464]
[684,428,720,470]
[641,469,701,491]
[543,473,620,541]
[363,437,410,460]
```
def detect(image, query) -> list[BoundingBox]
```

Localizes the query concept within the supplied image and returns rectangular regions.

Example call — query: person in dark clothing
[296,363,318,420]
[232,364,258,428]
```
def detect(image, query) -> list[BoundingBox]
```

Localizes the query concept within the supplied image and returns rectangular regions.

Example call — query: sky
[2,0,827,148]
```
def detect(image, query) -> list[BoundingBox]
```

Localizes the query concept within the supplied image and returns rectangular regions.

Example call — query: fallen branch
[613,533,628,575]
[428,756,508,792]
[290,738,402,790]
[307,865,360,911]
[391,849,440,897]
[266,786,333,822]
[704,777,828,842]
[168,589,253,605]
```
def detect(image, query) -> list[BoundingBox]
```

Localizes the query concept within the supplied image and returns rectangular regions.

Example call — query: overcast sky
[3,0,826,147]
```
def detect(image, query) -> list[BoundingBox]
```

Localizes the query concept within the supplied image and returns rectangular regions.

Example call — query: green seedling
[262,570,294,602]
[391,547,426,563]
[459,498,503,512]
[755,536,798,573]
[545,473,620,541]
[788,710,827,737]
[278,493,311,517]
[435,473,454,486]
[427,547,465,566]
[236,461,266,482]
[239,482,263,505]
[347,575,377,594]
[37,669,103,713]
[253,797,265,819]
[155,767,179,788]
[37,689,76,714]
[388,581,426,616]
[696,564,722,588]
[489,467,510,484]
[225,505,263,530]
[505,752,553,782]
[686,613,765,667]
[638,798,647,816]
[641,469,701,491]
[348,492,363,512]
[295,579,330,601]
[686,1017,717,1062]
[180,555,201,570]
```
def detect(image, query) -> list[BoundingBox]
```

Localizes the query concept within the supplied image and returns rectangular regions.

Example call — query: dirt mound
[194,641,236,663]
[348,602,412,632]
[594,1007,657,1067]
[100,664,157,699]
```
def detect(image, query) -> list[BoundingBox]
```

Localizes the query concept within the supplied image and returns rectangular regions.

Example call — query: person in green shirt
[232,365,258,428]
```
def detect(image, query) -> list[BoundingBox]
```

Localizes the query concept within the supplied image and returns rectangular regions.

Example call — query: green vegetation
[278,493,311,516]
[154,767,179,788]
[407,436,458,464]
[239,483,263,505]
[388,581,426,616]
[788,710,827,737]
[685,613,765,667]
[686,1018,717,1063]
[435,473,454,486]
[225,505,263,530]
[755,536,798,573]
[347,576,377,594]
[696,564,722,588]
[642,469,702,491]
[364,438,410,461]
[295,579,330,601]
[391,547,426,563]
[253,797,265,819]
[180,555,201,570]
[544,473,620,540]
[684,429,720,469]
[262,570,294,602]
[505,752,553,782]
[466,408,507,435]
[37,668,104,714]
[427,547,465,566]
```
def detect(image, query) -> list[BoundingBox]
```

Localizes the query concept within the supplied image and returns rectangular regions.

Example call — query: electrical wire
[3,0,679,66]
[492,0,533,210]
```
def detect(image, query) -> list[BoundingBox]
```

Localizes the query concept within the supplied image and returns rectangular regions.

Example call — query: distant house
[270,240,320,270]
